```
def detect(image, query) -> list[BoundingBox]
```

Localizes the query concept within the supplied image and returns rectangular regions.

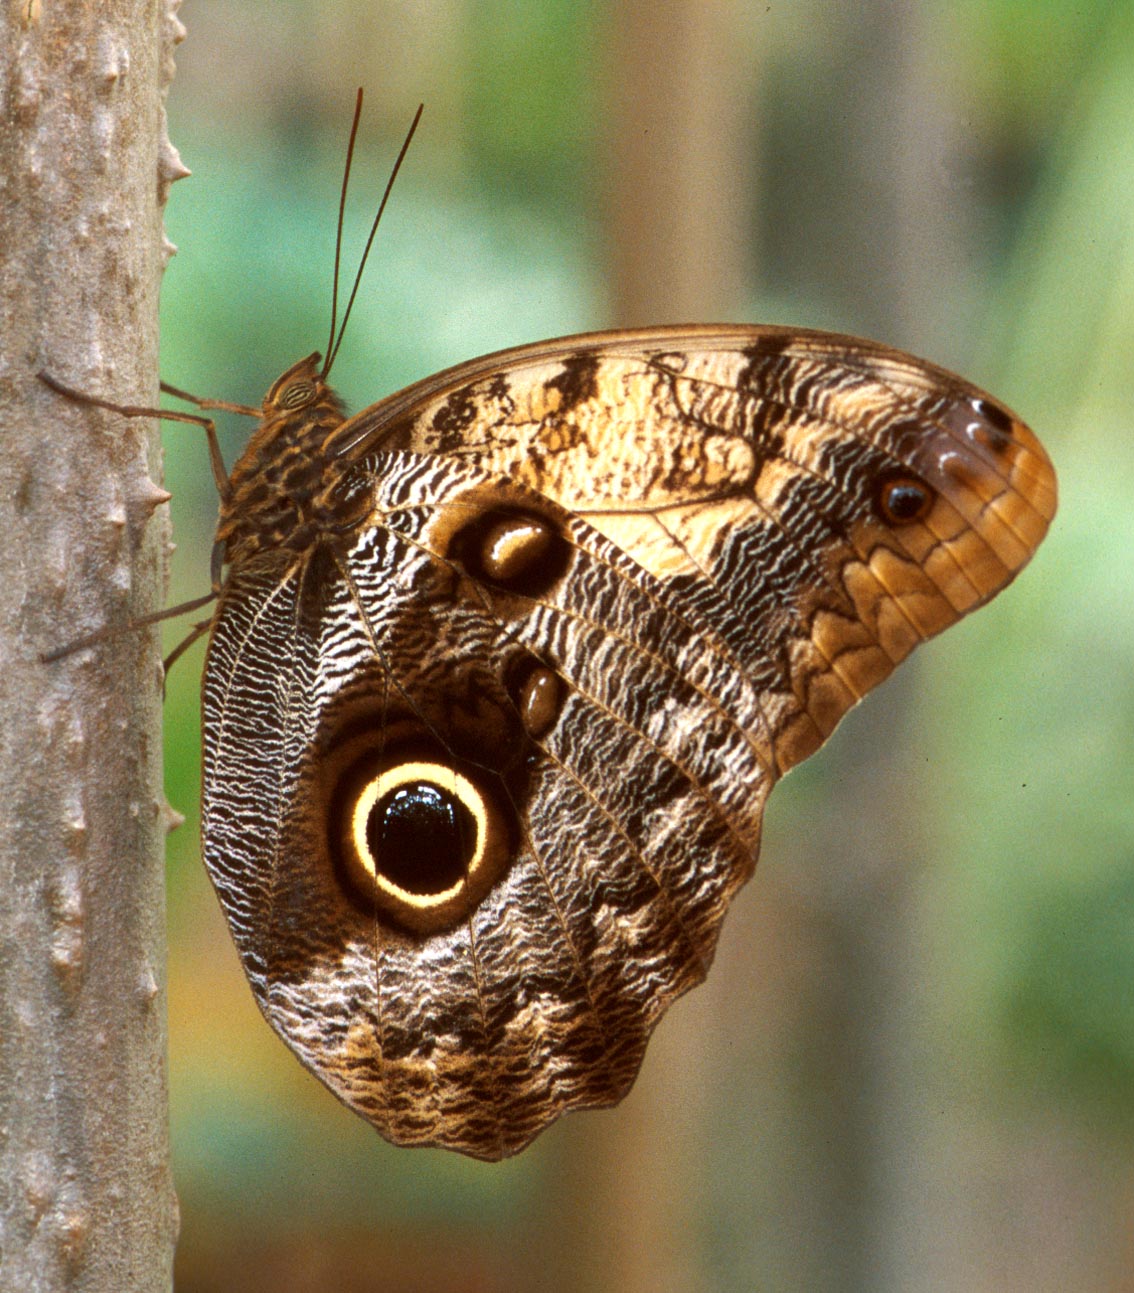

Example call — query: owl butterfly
[52,100,1056,1161]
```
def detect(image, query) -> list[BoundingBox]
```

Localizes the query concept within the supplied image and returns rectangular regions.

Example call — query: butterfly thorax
[215,354,358,565]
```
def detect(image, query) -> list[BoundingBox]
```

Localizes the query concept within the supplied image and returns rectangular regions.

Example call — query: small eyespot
[941,395,1017,456]
[511,663,563,738]
[279,380,316,410]
[448,506,571,599]
[876,474,934,525]
[481,516,554,583]
[972,396,1014,437]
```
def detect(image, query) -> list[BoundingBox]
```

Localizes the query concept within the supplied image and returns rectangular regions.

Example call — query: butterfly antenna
[323,99,424,379]
[324,87,366,371]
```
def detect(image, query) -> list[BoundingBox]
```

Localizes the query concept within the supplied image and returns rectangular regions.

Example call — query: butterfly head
[261,352,341,419]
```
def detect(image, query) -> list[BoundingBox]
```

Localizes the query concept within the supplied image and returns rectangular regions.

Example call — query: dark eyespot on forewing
[875,473,934,525]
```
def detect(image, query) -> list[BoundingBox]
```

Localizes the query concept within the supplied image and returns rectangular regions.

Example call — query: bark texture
[0,1,184,1288]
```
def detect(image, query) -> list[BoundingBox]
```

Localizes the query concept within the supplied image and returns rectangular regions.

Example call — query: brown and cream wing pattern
[201,326,1056,1160]
[341,326,1054,771]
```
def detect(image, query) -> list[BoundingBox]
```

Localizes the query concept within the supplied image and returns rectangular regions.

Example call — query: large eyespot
[875,472,934,525]
[332,754,513,935]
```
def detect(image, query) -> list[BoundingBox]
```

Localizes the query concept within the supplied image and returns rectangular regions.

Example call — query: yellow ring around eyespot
[348,760,487,910]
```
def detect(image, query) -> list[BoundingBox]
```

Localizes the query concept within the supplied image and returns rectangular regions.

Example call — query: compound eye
[279,379,317,410]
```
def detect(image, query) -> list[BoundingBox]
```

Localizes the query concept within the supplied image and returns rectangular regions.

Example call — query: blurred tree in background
[157,2,1132,1289]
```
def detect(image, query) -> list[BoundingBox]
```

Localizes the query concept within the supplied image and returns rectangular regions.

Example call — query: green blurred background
[159,2,1132,1289]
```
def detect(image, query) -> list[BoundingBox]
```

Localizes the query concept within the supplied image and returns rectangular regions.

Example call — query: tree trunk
[0,2,184,1287]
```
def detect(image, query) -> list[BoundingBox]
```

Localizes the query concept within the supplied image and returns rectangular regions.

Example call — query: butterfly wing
[336,326,1055,772]
[201,327,1056,1159]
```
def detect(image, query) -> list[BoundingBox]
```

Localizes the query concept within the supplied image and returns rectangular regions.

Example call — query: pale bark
[0,1,184,1288]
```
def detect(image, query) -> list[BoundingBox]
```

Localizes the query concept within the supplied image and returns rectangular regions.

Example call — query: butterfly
[44,101,1057,1162]
[192,319,1055,1160]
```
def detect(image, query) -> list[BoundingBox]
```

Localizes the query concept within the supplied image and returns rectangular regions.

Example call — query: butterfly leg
[38,369,232,500]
